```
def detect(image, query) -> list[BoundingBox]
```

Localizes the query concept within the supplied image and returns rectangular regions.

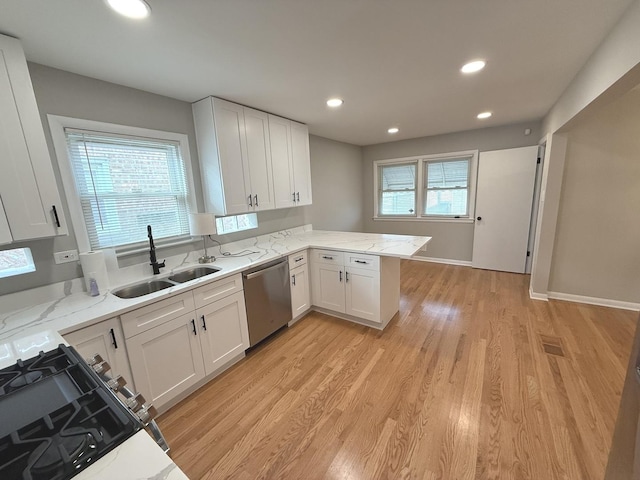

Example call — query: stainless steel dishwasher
[242,257,292,347]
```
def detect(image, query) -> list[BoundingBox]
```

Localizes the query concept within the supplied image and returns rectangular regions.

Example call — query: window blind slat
[65,129,191,250]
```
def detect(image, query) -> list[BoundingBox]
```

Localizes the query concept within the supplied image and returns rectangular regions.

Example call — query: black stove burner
[0,345,141,480]
[31,431,97,480]
[8,371,43,389]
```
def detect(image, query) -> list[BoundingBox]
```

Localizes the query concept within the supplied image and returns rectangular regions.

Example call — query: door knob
[476,216,482,221]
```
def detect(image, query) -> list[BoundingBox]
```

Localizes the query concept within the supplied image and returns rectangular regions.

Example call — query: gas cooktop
[0,345,142,480]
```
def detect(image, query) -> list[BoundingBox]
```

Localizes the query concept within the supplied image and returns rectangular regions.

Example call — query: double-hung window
[49,116,196,253]
[378,162,417,216]
[374,150,477,221]
[423,157,471,217]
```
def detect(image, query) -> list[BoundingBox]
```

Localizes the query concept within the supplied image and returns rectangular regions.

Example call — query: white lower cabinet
[312,262,346,313]
[290,264,310,319]
[127,313,205,410]
[344,267,380,322]
[122,273,248,411]
[310,249,400,327]
[197,291,249,376]
[64,317,133,389]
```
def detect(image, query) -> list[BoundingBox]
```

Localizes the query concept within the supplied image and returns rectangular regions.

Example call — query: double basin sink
[113,266,221,299]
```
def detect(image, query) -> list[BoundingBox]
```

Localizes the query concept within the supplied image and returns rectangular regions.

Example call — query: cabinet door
[0,35,67,240]
[345,267,380,322]
[126,313,205,410]
[290,264,310,318]
[290,121,312,206]
[64,317,134,389]
[311,262,345,313]
[268,115,295,208]
[213,98,252,214]
[197,291,249,376]
[244,107,275,211]
[0,197,12,244]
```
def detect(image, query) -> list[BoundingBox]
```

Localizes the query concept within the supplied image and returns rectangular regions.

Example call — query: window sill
[115,236,200,258]
[372,217,475,224]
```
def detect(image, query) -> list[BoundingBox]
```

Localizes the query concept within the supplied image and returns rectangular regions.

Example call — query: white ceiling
[0,0,633,146]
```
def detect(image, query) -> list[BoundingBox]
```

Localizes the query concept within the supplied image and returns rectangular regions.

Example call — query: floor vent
[539,334,565,357]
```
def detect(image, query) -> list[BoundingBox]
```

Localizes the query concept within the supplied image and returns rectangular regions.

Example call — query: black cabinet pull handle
[345,271,349,282]
[52,205,61,227]
[354,260,367,264]
[477,216,482,221]
[292,192,296,202]
[191,318,197,335]
[295,257,304,262]
[248,195,253,207]
[254,194,258,207]
[292,274,296,286]
[296,192,300,202]
[339,270,342,282]
[201,315,207,331]
[322,255,333,260]
[109,328,118,349]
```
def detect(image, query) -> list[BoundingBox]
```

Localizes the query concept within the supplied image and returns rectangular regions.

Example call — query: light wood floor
[157,261,638,480]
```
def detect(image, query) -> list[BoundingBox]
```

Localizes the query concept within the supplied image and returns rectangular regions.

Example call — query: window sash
[65,128,191,250]
[378,162,417,216]
[423,157,471,217]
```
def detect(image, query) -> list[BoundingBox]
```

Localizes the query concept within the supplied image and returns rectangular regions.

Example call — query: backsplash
[0,225,312,315]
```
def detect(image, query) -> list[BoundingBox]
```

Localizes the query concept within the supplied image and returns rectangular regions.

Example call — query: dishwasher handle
[243,260,287,280]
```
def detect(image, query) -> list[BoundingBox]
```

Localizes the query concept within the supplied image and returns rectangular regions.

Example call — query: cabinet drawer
[311,249,344,266]
[193,273,243,309]
[121,292,195,338]
[288,250,307,268]
[345,252,380,271]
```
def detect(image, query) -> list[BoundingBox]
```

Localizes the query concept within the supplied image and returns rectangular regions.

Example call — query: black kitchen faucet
[148,225,165,274]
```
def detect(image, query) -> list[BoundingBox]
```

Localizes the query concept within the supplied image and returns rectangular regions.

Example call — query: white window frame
[48,115,198,255]
[373,150,478,223]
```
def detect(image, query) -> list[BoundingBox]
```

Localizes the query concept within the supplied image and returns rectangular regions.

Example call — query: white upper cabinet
[269,114,296,208]
[193,97,275,215]
[0,34,67,241]
[243,107,275,211]
[193,96,311,215]
[290,121,312,206]
[268,115,312,208]
[0,198,12,245]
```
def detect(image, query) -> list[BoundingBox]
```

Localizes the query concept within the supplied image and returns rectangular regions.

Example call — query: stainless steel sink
[113,280,175,299]
[168,266,220,283]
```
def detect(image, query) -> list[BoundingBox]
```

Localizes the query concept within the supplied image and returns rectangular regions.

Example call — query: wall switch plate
[54,249,79,264]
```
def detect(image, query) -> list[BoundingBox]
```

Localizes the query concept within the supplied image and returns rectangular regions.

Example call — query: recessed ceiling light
[388,127,399,134]
[326,98,344,108]
[461,60,486,74]
[106,0,151,19]
[477,111,492,119]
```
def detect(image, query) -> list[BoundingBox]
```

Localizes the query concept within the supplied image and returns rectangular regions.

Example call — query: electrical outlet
[54,249,79,264]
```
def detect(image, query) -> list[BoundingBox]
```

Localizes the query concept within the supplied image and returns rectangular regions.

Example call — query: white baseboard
[529,286,549,301]
[547,291,640,311]
[411,256,472,267]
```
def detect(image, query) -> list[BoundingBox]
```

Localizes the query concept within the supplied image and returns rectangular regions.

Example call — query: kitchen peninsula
[0,226,430,366]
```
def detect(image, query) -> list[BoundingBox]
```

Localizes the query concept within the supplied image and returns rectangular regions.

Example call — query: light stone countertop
[0,227,431,353]
[72,431,189,480]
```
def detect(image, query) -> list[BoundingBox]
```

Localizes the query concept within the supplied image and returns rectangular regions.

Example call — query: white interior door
[472,146,538,273]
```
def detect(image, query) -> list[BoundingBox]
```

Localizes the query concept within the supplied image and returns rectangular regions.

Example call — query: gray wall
[307,135,363,232]
[548,85,640,302]
[0,64,359,295]
[362,121,541,261]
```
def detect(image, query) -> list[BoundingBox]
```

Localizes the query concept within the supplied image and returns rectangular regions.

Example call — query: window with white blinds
[378,162,417,216]
[423,157,470,216]
[64,128,191,250]
[374,150,477,221]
